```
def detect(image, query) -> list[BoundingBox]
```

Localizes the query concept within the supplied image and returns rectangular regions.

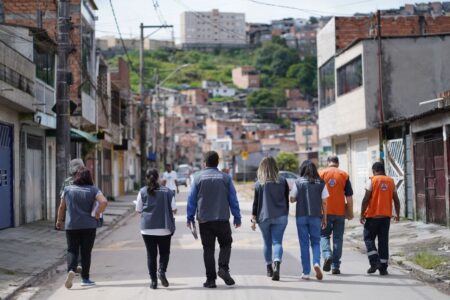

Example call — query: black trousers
[66,228,96,280]
[142,234,172,280]
[363,217,391,270]
[199,221,233,280]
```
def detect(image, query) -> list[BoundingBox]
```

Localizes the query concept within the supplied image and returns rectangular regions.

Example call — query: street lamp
[153,64,190,166]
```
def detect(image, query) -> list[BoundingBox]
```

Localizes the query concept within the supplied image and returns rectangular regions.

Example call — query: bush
[276,152,299,172]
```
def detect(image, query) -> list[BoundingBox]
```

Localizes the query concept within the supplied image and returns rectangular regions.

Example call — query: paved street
[28,188,448,300]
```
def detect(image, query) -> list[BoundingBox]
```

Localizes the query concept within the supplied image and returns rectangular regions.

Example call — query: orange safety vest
[319,167,349,216]
[364,175,395,218]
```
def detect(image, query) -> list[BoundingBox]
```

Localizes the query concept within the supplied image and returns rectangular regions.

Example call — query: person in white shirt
[136,168,177,289]
[162,164,179,194]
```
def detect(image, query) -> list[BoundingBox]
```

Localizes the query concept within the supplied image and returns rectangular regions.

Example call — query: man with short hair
[162,164,179,194]
[360,162,400,276]
[319,156,354,275]
[187,151,241,288]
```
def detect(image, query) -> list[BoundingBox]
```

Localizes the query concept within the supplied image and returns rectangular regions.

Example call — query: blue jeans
[320,215,345,270]
[296,216,321,275]
[258,215,288,264]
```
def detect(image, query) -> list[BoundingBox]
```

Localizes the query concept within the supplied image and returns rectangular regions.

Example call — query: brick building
[181,89,209,106]
[1,0,99,127]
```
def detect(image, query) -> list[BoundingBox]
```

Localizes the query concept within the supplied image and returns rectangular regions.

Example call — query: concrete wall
[316,18,335,66]
[335,42,367,135]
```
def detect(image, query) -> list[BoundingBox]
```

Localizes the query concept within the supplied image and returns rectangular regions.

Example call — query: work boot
[266,264,273,277]
[379,268,389,276]
[332,268,341,275]
[272,261,280,281]
[158,272,169,287]
[218,268,235,286]
[367,264,381,274]
[203,279,217,288]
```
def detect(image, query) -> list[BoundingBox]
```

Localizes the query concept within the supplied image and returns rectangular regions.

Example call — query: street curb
[345,236,450,294]
[2,205,135,300]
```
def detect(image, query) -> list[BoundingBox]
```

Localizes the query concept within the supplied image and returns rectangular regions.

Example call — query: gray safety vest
[140,186,175,233]
[63,185,99,230]
[194,168,231,223]
[255,179,289,223]
[294,178,325,217]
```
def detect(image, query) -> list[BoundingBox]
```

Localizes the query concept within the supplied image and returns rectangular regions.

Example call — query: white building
[180,9,246,49]
[209,86,236,98]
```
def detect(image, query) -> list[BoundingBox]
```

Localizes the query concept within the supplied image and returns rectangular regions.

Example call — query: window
[337,55,362,96]
[34,46,55,87]
[319,58,335,108]
[81,21,95,96]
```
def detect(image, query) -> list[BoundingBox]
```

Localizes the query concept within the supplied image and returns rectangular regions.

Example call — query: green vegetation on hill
[109,37,317,109]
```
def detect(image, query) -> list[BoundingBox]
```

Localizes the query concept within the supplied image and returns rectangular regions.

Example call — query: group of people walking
[57,150,400,290]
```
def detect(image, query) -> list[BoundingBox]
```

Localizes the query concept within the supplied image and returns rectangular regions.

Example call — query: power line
[108,0,138,72]
[247,0,352,17]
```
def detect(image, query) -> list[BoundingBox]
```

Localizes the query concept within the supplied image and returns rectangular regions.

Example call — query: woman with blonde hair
[251,156,289,281]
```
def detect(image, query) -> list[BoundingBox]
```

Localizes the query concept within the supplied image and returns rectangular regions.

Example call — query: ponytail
[146,168,160,195]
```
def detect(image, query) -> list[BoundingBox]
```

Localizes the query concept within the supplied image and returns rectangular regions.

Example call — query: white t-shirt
[135,192,177,236]
[289,182,329,199]
[162,171,178,191]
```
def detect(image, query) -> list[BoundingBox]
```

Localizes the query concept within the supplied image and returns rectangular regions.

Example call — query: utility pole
[55,0,71,222]
[376,10,385,147]
[139,23,146,185]
[139,24,173,181]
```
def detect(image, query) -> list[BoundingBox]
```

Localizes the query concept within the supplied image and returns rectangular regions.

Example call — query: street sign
[241,151,249,161]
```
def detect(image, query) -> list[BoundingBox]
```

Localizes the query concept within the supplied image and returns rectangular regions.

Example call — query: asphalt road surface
[28,188,448,300]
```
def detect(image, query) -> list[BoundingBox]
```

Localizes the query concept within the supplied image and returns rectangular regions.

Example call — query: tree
[276,152,299,172]
[246,88,286,108]
[254,41,299,78]
[286,56,317,97]
[309,16,319,24]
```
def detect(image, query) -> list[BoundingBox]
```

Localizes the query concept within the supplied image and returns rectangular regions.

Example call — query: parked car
[278,171,300,190]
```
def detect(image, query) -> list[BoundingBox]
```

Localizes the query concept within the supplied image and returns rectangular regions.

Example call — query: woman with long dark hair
[56,167,108,289]
[251,156,289,281]
[290,160,328,280]
[136,168,177,289]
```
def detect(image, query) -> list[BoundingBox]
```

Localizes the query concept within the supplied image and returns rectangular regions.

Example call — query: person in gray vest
[136,168,177,289]
[251,156,289,281]
[290,160,328,281]
[187,151,241,288]
[56,167,108,289]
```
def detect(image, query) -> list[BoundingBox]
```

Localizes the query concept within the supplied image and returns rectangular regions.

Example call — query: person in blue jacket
[187,151,241,288]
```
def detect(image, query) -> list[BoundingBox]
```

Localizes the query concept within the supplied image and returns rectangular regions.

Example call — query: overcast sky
[96,0,412,41]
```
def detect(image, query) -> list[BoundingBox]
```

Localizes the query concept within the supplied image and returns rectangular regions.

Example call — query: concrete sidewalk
[0,194,136,300]
[346,219,450,292]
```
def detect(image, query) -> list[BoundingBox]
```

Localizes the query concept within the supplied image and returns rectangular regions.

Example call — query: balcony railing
[0,62,34,96]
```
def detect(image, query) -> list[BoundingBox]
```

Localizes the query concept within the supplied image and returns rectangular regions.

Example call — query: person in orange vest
[319,156,354,275]
[360,162,400,276]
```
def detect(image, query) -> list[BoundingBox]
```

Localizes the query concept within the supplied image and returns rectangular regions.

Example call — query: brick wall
[3,0,83,103]
[335,15,450,50]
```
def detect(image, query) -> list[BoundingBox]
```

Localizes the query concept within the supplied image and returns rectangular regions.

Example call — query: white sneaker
[65,271,76,289]
[314,263,323,280]
[301,273,310,280]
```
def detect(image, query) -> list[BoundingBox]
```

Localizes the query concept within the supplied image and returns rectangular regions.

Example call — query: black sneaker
[158,272,169,287]
[379,269,389,276]
[218,268,235,286]
[203,279,217,288]
[331,269,341,275]
[323,257,332,272]
[367,264,381,274]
